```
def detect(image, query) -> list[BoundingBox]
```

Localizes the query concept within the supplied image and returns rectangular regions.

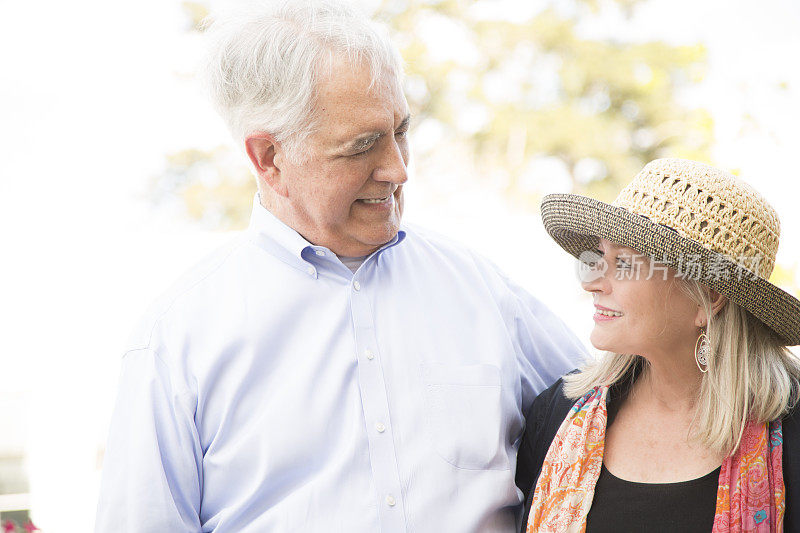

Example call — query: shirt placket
[349,275,407,532]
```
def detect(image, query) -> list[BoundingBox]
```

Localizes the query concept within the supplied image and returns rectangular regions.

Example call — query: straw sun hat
[541,158,800,346]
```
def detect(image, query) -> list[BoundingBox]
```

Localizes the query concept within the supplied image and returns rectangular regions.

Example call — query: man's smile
[358,195,392,204]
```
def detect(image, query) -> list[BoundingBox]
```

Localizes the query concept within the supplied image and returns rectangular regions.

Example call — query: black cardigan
[516,375,800,532]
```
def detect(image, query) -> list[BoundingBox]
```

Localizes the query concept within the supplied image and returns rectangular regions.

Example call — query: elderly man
[95,1,585,532]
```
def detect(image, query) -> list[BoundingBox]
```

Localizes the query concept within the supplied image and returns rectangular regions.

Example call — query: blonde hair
[563,278,800,456]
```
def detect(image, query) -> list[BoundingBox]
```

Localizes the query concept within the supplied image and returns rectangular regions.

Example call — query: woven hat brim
[541,193,800,346]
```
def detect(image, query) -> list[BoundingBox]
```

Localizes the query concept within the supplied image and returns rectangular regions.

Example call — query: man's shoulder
[399,223,562,316]
[126,235,249,351]
[401,223,472,254]
[400,223,507,279]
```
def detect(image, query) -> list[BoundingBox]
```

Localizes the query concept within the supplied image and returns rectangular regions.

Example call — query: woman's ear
[695,290,728,327]
[709,290,728,318]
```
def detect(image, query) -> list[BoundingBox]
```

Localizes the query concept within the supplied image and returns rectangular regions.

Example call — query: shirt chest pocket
[421,362,509,471]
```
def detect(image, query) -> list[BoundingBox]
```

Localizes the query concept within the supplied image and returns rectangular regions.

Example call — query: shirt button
[365,349,374,360]
[386,495,396,507]
[375,422,385,433]
[306,266,316,276]
[315,250,325,256]
[353,281,361,291]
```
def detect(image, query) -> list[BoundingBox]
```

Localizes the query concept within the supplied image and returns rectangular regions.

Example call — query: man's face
[274,57,410,257]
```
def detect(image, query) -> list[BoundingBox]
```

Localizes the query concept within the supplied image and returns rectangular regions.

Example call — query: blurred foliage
[770,262,800,299]
[380,0,711,205]
[154,0,712,229]
[153,147,254,230]
[181,1,210,31]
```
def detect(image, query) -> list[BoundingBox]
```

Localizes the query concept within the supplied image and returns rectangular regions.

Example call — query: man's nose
[373,137,408,184]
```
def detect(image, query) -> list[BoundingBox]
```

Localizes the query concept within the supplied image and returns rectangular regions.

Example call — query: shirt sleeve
[95,348,203,533]
[503,274,588,413]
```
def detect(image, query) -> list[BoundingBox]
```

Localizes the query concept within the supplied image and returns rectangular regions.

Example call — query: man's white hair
[202,0,404,162]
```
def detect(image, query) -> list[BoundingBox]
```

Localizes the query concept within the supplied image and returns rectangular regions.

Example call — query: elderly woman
[517,159,800,532]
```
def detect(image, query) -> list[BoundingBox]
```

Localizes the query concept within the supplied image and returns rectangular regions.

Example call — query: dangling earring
[695,328,710,373]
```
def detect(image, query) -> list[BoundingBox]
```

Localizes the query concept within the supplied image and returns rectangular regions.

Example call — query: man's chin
[350,226,400,254]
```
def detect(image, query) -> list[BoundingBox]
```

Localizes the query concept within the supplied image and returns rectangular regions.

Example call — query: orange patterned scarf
[527,386,784,532]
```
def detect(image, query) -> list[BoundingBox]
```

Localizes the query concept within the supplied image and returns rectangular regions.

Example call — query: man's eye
[395,129,408,138]
[351,144,373,157]
[616,258,631,269]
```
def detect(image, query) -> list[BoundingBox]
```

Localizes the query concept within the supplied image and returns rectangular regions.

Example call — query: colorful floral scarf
[527,386,784,532]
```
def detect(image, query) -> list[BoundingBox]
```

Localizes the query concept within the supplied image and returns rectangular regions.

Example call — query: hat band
[613,197,776,279]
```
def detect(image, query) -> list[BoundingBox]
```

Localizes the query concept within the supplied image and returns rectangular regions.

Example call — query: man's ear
[245,133,288,198]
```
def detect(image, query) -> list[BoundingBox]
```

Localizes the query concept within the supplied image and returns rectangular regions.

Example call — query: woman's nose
[579,255,610,293]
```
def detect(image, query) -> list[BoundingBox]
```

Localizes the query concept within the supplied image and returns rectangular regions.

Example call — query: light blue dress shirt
[96,199,586,532]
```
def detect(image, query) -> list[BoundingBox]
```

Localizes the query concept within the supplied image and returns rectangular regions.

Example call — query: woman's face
[580,238,703,358]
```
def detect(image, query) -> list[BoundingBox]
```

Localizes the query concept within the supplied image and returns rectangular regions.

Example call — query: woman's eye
[616,258,632,269]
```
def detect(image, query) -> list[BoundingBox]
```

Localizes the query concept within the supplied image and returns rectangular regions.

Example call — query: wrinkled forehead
[311,54,408,131]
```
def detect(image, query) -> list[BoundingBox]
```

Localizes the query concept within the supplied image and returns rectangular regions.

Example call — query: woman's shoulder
[516,372,583,528]
[782,398,800,454]
[781,399,800,530]
[530,375,575,422]
[782,398,800,449]
[516,373,578,500]
[523,374,577,452]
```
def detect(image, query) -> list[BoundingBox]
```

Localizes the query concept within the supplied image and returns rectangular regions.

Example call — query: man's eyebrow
[397,114,411,130]
[346,132,381,152]
[341,114,412,152]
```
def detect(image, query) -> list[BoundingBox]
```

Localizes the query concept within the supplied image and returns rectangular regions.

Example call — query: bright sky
[1,0,799,530]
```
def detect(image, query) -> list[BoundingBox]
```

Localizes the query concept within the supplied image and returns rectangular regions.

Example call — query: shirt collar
[373,228,406,254]
[247,195,313,262]
[246,194,407,272]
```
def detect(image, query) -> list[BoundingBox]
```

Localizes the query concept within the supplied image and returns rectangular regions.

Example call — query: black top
[516,371,800,532]
[585,464,720,532]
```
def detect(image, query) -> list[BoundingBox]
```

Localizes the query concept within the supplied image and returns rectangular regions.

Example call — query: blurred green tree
[154,0,711,229]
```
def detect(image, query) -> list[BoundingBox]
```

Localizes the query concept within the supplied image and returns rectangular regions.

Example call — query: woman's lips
[593,305,623,322]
